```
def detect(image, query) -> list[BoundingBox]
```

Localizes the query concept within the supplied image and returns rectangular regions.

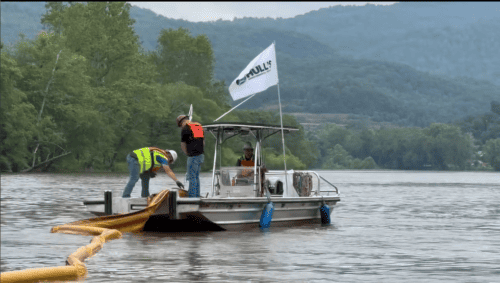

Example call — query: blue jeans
[122,154,151,198]
[186,154,204,198]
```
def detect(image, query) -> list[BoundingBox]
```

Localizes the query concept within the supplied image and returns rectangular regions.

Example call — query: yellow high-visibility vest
[133,147,167,174]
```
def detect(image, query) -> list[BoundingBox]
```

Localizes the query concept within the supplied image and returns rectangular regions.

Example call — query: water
[1,171,499,282]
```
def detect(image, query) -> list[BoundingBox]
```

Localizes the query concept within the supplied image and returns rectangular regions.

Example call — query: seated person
[231,143,269,191]
[234,142,255,184]
[236,142,255,167]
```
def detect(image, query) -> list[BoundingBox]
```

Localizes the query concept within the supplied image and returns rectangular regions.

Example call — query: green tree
[0,44,37,172]
[322,144,351,169]
[11,33,78,171]
[12,30,119,171]
[482,138,500,171]
[40,2,69,35]
[12,2,152,171]
[316,123,350,166]
[398,128,429,170]
[41,2,140,87]
[424,123,473,170]
[360,156,377,169]
[152,27,214,89]
[262,148,306,170]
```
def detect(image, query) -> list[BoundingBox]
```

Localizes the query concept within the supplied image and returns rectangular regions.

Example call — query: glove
[176,181,184,189]
[150,172,157,178]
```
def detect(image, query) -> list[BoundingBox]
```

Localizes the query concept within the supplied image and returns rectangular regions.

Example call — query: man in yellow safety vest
[122,147,184,198]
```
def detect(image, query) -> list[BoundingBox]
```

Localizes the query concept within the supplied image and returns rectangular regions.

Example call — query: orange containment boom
[0,189,171,283]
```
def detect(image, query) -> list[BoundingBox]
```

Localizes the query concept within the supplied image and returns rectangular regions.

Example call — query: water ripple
[1,171,499,282]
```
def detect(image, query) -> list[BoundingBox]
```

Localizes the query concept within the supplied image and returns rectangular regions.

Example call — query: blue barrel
[319,204,331,224]
[259,202,274,229]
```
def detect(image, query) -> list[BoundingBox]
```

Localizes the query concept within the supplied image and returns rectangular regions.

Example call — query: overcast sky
[128,2,397,22]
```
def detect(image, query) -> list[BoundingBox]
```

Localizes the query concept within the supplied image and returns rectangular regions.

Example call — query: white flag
[228,43,278,101]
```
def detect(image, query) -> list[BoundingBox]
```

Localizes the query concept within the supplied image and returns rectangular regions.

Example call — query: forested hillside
[2,1,498,128]
[2,2,499,172]
[244,2,500,86]
[2,2,500,127]
[126,3,500,127]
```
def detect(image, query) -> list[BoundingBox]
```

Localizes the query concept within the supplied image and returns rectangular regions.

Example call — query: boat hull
[172,196,339,231]
[143,215,325,232]
[84,193,340,231]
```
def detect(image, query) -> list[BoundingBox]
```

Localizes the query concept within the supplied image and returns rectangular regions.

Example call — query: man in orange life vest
[236,142,256,181]
[177,115,205,198]
[235,142,268,195]
[236,142,255,167]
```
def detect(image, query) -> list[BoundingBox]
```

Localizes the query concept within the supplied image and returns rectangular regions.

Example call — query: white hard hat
[243,142,253,150]
[167,150,178,164]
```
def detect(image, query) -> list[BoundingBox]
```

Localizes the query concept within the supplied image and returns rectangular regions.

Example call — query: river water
[1,171,499,282]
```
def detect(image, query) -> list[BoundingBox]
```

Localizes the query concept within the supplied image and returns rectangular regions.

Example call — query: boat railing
[302,171,339,196]
[265,170,339,196]
[213,167,263,197]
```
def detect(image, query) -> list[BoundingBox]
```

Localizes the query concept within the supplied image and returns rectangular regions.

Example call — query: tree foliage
[3,2,499,128]
[0,45,36,172]
[482,139,500,171]
[2,2,497,172]
[152,27,214,89]
[1,4,314,173]
[313,122,474,171]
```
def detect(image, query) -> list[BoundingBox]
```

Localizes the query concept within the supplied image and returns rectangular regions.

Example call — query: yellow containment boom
[1,189,173,283]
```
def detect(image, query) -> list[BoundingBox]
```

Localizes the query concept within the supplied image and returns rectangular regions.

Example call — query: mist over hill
[2,1,498,127]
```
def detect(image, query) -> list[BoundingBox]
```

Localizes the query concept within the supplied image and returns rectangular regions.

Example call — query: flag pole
[188,104,193,121]
[214,93,257,122]
[274,41,289,194]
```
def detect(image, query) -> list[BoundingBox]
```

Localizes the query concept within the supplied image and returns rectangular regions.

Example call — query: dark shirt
[236,154,255,166]
[181,124,205,157]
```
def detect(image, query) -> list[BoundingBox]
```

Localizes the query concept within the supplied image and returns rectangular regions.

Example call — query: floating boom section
[0,190,171,283]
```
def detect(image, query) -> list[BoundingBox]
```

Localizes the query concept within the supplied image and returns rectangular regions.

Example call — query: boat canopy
[203,122,298,144]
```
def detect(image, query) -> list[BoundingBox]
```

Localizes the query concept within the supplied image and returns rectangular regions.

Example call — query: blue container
[319,204,331,224]
[259,202,274,228]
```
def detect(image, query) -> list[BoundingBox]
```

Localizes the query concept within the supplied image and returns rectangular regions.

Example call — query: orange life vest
[240,159,255,177]
[240,160,255,167]
[188,122,204,138]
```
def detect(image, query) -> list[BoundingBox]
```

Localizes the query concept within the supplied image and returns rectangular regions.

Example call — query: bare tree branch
[22,151,72,173]
[38,50,62,123]
[31,50,63,171]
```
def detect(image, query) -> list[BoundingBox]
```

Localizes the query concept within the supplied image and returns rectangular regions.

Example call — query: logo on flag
[229,43,278,101]
[235,60,272,86]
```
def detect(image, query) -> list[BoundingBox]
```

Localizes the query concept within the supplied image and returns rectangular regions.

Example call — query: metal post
[254,141,259,196]
[274,40,288,196]
[214,93,257,122]
[104,190,112,215]
[211,129,219,196]
[218,143,222,173]
[168,190,177,219]
[259,142,266,199]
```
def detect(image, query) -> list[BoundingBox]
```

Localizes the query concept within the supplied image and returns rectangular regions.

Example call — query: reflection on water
[1,171,499,282]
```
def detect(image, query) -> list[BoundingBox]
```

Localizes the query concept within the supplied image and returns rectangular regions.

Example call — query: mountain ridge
[1,2,498,128]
